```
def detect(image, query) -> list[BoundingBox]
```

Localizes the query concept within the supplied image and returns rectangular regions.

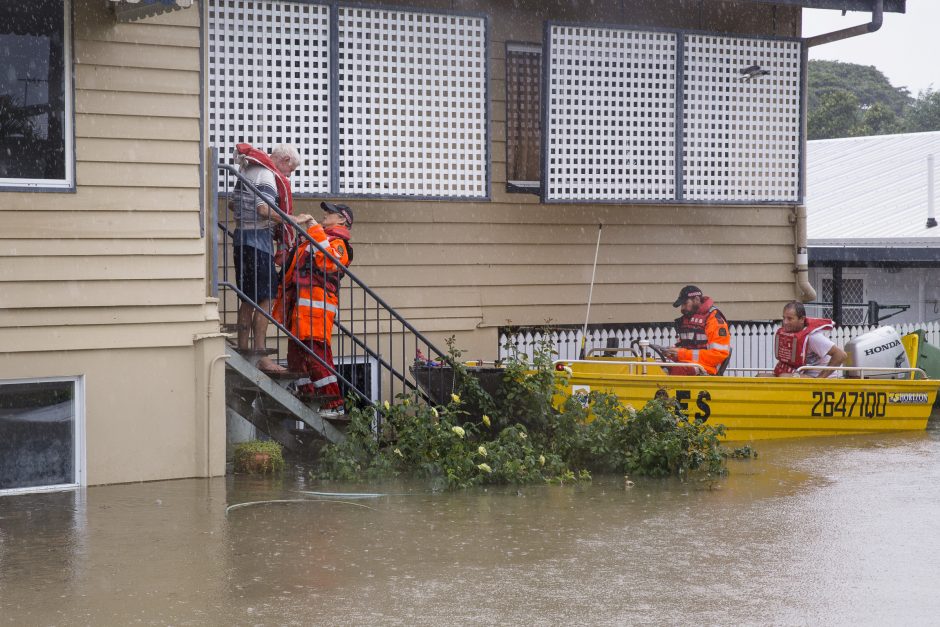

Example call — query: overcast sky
[802,0,938,96]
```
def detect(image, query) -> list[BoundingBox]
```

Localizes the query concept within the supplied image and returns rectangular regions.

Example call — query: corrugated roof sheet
[806,131,940,247]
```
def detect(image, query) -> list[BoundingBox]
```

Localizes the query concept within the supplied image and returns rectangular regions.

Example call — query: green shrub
[316,335,739,487]
[233,439,285,474]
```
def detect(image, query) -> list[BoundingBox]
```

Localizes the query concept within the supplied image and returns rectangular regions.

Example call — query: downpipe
[804,0,883,48]
[792,205,816,302]
[794,0,884,302]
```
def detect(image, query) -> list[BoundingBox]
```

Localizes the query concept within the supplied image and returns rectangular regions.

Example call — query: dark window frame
[0,0,75,192]
[504,41,542,195]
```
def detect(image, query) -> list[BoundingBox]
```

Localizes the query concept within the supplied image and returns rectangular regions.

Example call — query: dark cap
[321,201,354,227]
[672,285,703,308]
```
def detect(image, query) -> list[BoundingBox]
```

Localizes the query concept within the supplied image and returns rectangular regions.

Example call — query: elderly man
[231,143,313,373]
[662,285,731,376]
[774,301,846,378]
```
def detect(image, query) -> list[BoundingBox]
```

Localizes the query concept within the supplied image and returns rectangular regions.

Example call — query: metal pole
[209,147,219,298]
[832,265,844,326]
[579,224,603,359]
[928,154,937,228]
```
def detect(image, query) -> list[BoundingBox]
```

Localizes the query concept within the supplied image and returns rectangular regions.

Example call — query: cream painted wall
[0,0,226,486]
[0,340,226,485]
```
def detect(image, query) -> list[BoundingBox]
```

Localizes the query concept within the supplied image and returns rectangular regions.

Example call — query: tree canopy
[807,60,938,139]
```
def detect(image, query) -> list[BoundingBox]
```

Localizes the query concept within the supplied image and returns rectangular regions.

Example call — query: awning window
[109,0,194,22]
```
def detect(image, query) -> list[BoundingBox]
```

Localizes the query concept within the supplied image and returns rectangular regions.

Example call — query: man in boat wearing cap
[662,285,731,376]
[274,202,354,418]
[774,301,846,378]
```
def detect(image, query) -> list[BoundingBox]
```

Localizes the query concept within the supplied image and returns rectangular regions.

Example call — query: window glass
[0,0,68,185]
[0,380,76,491]
[506,44,541,188]
[822,277,866,324]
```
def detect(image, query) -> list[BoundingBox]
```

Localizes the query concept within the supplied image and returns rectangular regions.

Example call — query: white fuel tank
[844,326,910,379]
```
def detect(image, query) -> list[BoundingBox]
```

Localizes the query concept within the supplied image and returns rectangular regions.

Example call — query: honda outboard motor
[844,326,910,379]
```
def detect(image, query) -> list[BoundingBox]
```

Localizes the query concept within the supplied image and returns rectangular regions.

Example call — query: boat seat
[717,347,733,376]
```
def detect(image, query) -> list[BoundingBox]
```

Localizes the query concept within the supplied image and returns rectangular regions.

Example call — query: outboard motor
[844,326,910,379]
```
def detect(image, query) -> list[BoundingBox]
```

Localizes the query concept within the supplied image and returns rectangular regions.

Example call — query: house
[0,0,224,493]
[0,0,905,493]
[806,131,940,325]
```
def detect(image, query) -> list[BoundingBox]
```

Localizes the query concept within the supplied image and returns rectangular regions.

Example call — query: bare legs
[236,299,285,372]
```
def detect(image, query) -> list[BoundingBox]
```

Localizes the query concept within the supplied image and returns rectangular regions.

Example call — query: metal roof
[806,131,940,248]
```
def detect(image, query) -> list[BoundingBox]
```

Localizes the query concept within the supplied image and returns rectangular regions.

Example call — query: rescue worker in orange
[662,285,731,375]
[275,202,353,418]
[773,301,846,378]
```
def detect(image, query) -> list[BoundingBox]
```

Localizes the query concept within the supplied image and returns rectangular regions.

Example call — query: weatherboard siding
[0,0,212,353]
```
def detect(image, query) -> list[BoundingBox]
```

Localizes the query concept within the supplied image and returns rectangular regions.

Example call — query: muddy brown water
[2,432,940,625]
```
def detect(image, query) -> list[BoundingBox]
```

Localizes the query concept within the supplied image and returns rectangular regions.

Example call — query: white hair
[271,144,301,169]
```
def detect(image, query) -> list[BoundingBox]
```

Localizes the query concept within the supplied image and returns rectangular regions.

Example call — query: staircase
[211,150,450,454]
[224,347,345,454]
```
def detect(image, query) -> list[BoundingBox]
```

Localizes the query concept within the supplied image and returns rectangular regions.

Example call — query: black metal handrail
[210,147,452,413]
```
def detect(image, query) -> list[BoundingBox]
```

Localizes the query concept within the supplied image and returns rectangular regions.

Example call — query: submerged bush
[233,439,285,474]
[316,336,737,488]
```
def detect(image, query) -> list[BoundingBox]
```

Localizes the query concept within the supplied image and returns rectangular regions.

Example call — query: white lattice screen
[544,26,677,202]
[207,0,331,194]
[682,35,801,201]
[337,7,487,198]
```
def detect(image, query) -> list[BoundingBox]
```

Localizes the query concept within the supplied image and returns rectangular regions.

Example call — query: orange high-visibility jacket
[674,298,731,375]
[275,223,350,342]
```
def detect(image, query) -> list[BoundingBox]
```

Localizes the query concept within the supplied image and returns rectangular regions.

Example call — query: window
[207,0,331,194]
[336,7,487,198]
[682,35,801,202]
[0,0,73,189]
[543,26,677,202]
[207,1,488,199]
[0,378,84,494]
[505,43,541,191]
[821,276,866,324]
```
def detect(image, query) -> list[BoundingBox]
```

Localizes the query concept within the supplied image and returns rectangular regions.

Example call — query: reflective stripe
[297,298,338,314]
[708,343,730,351]
[313,375,337,388]
[295,377,312,387]
[691,350,700,362]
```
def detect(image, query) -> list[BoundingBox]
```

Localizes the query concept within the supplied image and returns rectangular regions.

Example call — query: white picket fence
[499,321,940,373]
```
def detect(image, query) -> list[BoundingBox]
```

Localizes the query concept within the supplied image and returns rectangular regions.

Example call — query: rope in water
[295,490,390,499]
[225,498,377,516]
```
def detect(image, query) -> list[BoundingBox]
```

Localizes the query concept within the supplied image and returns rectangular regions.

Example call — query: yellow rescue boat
[554,336,940,441]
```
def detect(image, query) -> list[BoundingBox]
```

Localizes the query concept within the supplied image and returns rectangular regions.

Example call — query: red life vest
[675,297,722,350]
[235,143,296,251]
[774,317,834,375]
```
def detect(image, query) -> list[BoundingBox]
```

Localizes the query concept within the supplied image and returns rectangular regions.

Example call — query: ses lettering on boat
[673,389,712,422]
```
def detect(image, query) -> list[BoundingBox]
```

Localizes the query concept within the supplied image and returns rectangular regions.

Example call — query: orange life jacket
[774,318,834,375]
[672,298,731,375]
[273,224,351,342]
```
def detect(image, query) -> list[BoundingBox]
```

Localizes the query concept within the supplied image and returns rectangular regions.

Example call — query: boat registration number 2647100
[811,391,888,418]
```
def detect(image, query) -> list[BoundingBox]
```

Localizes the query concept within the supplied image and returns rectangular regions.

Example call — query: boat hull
[561,361,940,441]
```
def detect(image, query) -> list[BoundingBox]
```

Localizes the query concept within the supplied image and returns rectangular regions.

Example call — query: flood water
[3,432,940,625]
